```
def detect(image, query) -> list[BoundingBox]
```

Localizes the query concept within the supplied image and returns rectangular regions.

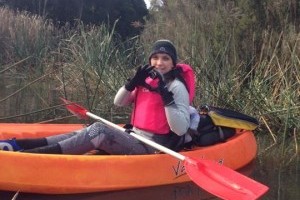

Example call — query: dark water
[1,160,299,200]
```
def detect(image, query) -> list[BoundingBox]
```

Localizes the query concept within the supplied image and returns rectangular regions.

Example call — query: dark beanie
[149,40,177,65]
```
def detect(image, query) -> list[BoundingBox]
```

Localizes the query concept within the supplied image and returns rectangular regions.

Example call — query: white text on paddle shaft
[172,158,225,178]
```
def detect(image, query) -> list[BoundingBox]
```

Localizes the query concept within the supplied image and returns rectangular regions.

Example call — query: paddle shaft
[86,112,186,161]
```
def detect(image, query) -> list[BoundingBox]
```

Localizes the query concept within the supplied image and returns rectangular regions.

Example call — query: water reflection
[0,182,215,200]
[252,159,299,200]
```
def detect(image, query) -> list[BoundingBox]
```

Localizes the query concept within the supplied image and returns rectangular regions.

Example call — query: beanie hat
[149,40,177,65]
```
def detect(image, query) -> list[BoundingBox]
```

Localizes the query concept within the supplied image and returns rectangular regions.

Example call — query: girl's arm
[164,80,190,136]
[114,86,136,106]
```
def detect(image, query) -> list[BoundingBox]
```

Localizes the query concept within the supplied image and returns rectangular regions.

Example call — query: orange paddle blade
[184,157,269,200]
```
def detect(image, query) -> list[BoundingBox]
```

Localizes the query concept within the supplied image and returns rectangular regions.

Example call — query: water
[1,160,299,200]
[2,183,213,200]
[252,159,299,200]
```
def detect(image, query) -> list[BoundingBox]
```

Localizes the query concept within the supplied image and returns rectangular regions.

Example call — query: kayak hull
[0,123,257,194]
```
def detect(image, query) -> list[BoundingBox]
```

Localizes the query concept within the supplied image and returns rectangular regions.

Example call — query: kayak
[0,123,257,194]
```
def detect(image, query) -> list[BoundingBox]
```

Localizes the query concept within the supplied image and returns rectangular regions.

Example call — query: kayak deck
[0,123,257,194]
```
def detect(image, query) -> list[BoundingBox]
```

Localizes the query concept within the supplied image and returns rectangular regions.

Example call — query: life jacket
[174,63,195,103]
[131,64,196,134]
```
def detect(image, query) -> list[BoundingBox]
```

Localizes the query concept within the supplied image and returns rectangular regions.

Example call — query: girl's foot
[0,139,22,151]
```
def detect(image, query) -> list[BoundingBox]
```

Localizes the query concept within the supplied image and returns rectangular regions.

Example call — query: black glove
[125,65,154,91]
[154,70,175,106]
[123,124,133,134]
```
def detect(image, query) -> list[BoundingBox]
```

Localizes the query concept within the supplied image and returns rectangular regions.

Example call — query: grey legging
[46,122,156,155]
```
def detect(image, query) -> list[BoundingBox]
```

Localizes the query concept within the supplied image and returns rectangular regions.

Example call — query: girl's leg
[16,138,47,150]
[85,122,157,155]
[0,137,48,151]
[14,122,156,155]
[0,130,80,151]
[45,130,81,144]
[57,122,157,155]
[22,129,87,154]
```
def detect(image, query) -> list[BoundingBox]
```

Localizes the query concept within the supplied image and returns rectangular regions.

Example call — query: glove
[154,70,175,106]
[158,82,175,106]
[123,124,133,134]
[125,65,154,91]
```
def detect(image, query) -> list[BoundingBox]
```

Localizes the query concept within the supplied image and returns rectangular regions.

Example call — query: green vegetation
[0,1,299,166]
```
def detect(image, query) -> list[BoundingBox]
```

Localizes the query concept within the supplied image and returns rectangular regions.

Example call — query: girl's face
[150,53,174,74]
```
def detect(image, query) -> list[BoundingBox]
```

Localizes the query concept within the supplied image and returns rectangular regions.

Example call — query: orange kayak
[0,123,257,194]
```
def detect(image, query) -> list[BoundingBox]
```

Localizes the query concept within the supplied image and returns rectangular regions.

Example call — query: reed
[0,7,138,123]
[0,7,58,69]
[55,21,138,118]
[0,6,65,121]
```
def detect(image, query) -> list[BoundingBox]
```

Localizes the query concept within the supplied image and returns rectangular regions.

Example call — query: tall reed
[0,7,61,122]
[55,21,140,119]
[0,7,139,123]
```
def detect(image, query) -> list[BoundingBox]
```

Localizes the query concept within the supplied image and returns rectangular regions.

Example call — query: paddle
[61,98,269,200]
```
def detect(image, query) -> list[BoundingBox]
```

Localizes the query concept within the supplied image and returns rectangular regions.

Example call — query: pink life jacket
[131,64,196,134]
[176,63,196,103]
